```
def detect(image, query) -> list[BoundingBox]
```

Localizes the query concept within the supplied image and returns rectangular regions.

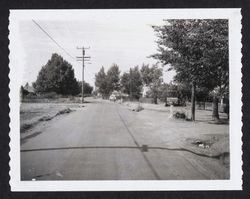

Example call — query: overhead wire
[32,19,76,61]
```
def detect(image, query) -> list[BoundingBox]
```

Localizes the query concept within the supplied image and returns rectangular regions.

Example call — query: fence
[187,101,227,113]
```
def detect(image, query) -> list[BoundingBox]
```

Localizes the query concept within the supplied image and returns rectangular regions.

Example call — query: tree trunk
[165,96,168,106]
[220,97,224,112]
[191,83,196,121]
[154,96,158,104]
[225,101,229,120]
[212,95,220,121]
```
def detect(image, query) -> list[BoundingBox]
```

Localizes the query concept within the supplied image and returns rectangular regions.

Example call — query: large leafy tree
[121,66,143,100]
[95,66,109,98]
[160,82,191,105]
[140,64,163,104]
[33,53,79,95]
[151,19,228,120]
[78,81,93,96]
[106,64,121,93]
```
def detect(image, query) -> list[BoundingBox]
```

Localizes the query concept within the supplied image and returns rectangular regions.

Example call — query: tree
[140,64,163,104]
[121,66,143,100]
[20,86,29,100]
[151,19,228,120]
[34,53,79,95]
[106,64,121,93]
[160,82,191,106]
[78,81,93,96]
[95,66,109,98]
[159,83,170,104]
[24,82,29,89]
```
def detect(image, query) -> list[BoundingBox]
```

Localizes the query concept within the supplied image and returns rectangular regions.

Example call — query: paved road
[21,99,227,180]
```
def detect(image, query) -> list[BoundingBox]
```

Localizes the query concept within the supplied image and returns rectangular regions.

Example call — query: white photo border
[9,8,242,191]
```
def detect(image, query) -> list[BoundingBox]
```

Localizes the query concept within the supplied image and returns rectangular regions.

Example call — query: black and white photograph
[8,9,242,191]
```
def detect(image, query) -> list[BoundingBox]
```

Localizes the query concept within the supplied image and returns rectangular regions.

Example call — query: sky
[18,10,176,87]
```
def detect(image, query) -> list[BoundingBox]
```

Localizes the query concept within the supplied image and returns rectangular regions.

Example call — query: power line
[32,19,75,60]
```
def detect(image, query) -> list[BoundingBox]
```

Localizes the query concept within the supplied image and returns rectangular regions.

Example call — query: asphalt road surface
[21,99,228,180]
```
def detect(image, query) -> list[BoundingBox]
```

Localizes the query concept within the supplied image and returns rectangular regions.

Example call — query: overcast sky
[19,10,175,87]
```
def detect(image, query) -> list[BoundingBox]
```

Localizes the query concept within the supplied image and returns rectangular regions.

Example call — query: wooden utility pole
[76,46,91,103]
[191,82,196,121]
[129,68,132,101]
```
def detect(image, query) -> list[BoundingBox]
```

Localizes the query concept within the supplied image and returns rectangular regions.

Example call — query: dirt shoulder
[20,102,85,142]
[119,101,229,166]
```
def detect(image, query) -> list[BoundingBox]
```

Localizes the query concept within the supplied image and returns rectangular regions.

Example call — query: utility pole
[76,46,91,103]
[129,68,132,101]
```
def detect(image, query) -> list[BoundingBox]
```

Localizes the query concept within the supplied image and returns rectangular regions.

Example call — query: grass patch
[20,123,34,133]
[208,119,229,125]
[38,116,54,121]
[56,108,73,116]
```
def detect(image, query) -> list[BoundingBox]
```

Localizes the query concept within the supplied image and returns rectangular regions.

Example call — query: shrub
[41,92,58,99]
[132,104,144,112]
[56,108,73,115]
[174,111,186,119]
[25,93,37,99]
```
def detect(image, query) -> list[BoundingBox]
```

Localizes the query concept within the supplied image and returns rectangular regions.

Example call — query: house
[24,83,35,94]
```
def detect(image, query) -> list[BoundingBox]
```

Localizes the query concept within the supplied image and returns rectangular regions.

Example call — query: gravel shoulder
[120,101,229,160]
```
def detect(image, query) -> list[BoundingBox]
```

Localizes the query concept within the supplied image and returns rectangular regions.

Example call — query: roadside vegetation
[19,18,230,180]
[93,19,229,122]
[20,53,93,103]
[20,19,229,130]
